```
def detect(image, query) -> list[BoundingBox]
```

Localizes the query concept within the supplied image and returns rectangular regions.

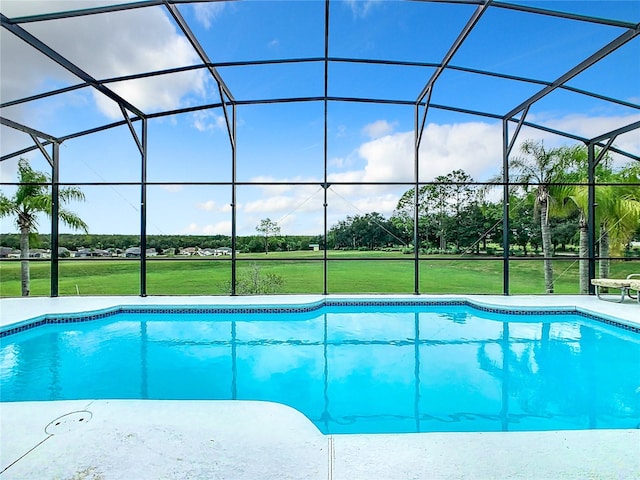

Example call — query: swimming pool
[1,300,639,434]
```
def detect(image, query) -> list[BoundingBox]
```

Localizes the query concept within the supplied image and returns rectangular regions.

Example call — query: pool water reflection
[2,304,639,434]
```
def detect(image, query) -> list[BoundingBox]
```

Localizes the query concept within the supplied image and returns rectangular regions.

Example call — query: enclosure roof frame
[1,0,639,161]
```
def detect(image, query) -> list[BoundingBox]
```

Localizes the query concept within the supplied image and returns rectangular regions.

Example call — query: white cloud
[268,39,280,48]
[329,157,346,169]
[329,121,503,185]
[344,0,383,18]
[1,1,127,17]
[177,114,640,236]
[248,176,321,195]
[362,120,397,139]
[196,200,231,212]
[239,185,325,235]
[418,122,503,180]
[101,70,207,118]
[243,195,320,214]
[183,221,231,236]
[4,4,208,120]
[197,200,217,211]
[540,113,640,150]
[326,191,401,217]
[203,221,231,235]
[192,2,226,29]
[335,125,348,138]
[0,29,74,103]
[192,110,227,133]
[358,131,415,182]
[330,114,640,188]
[516,113,640,167]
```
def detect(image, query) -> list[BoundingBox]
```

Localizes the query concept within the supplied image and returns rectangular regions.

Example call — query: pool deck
[1,295,639,479]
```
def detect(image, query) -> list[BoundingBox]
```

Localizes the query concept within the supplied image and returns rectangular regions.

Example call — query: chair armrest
[626,274,640,279]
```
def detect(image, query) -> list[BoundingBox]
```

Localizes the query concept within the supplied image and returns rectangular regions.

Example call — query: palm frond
[58,208,89,233]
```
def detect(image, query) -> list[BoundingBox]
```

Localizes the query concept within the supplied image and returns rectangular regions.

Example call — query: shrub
[223,263,284,294]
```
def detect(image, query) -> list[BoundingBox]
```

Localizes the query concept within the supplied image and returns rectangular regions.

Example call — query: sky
[1,0,639,237]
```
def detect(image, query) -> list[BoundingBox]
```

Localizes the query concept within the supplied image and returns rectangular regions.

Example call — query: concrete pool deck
[1,295,639,479]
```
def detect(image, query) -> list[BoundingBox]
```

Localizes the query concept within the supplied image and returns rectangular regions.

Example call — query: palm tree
[554,145,590,293]
[595,164,640,282]
[508,140,568,294]
[558,185,589,293]
[0,158,88,296]
[558,149,640,293]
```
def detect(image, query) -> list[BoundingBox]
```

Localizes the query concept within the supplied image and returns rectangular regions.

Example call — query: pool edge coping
[2,295,638,337]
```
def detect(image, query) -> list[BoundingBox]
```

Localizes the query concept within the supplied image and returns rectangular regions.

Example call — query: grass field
[0,251,637,297]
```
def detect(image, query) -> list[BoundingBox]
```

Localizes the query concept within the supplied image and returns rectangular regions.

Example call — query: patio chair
[591,274,640,303]
[628,278,640,304]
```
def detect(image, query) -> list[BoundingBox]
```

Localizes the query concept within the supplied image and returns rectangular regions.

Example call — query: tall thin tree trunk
[578,221,589,294]
[540,198,554,294]
[20,226,30,296]
[599,226,610,280]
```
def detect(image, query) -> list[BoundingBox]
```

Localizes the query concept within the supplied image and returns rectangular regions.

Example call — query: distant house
[0,246,12,258]
[125,247,141,258]
[199,247,232,256]
[75,248,109,258]
[309,244,320,251]
[125,247,158,258]
[180,247,198,256]
[29,249,48,258]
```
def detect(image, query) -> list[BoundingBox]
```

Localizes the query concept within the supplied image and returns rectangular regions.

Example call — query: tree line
[2,142,639,297]
[328,141,640,294]
[0,232,324,255]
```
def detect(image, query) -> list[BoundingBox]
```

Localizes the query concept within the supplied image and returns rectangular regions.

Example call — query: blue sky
[1,0,639,237]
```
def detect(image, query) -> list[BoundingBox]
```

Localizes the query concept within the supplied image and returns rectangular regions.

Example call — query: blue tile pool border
[1,298,638,337]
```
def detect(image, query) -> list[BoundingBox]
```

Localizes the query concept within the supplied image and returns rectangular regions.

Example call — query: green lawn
[0,252,637,297]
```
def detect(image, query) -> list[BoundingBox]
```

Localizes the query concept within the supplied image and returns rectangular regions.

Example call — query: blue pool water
[1,303,639,434]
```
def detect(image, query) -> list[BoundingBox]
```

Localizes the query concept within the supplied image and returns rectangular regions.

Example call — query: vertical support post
[587,142,596,294]
[502,119,510,295]
[231,104,238,295]
[413,104,420,295]
[323,184,328,296]
[323,0,329,296]
[140,118,148,296]
[50,142,60,297]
